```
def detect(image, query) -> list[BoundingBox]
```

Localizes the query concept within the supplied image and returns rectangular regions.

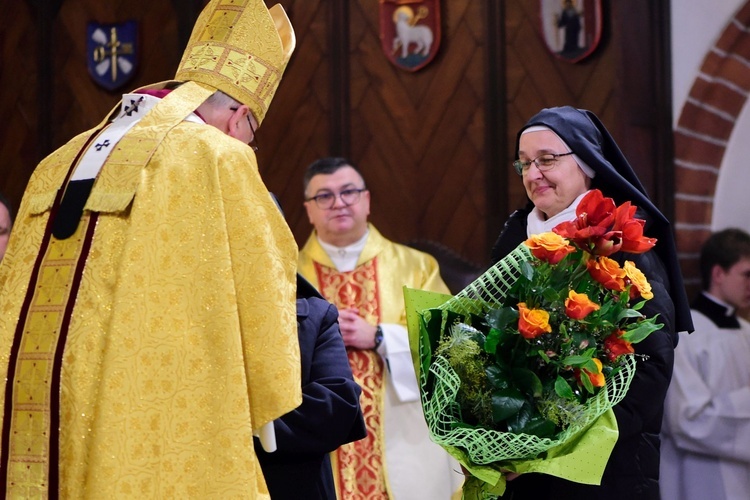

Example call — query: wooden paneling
[0,1,41,214]
[343,0,491,265]
[505,0,617,215]
[0,0,673,271]
[256,0,332,236]
[0,0,193,215]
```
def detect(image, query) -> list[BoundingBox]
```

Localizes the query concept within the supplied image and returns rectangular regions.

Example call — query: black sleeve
[611,250,676,439]
[490,206,531,264]
[272,298,366,455]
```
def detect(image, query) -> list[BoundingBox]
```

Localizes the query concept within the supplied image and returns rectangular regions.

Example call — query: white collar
[527,190,591,236]
[703,292,737,316]
[71,93,204,182]
[318,230,370,272]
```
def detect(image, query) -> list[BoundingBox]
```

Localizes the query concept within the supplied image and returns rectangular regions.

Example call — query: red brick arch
[674,1,750,297]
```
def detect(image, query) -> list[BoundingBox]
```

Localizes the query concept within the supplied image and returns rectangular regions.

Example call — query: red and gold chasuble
[313,259,390,499]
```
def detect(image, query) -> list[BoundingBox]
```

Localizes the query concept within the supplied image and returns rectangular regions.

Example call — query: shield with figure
[540,0,602,63]
[379,0,441,72]
[87,20,138,91]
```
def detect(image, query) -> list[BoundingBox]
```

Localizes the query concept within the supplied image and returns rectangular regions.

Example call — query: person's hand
[338,308,378,350]
[504,471,520,481]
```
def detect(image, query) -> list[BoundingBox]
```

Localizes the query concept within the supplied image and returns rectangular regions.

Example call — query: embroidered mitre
[175,0,295,125]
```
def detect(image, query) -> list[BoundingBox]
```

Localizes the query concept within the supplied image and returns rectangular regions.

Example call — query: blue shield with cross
[87,20,138,91]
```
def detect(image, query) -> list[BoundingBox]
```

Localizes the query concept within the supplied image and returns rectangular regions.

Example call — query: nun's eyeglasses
[513,152,574,175]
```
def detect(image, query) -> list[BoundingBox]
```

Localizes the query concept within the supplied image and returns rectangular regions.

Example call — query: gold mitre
[175,0,295,125]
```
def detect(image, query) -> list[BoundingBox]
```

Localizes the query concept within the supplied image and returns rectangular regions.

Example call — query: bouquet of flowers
[404,190,663,499]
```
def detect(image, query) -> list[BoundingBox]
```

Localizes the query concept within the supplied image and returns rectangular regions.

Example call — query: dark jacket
[255,293,367,500]
[490,207,676,500]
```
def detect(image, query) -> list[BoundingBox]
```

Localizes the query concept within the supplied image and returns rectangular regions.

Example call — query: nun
[491,106,693,499]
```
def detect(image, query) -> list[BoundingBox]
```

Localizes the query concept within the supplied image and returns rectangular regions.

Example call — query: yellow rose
[624,261,654,300]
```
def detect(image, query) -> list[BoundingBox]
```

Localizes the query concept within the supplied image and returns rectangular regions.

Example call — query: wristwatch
[374,325,384,349]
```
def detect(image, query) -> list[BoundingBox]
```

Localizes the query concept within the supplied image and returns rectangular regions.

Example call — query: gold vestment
[0,84,301,498]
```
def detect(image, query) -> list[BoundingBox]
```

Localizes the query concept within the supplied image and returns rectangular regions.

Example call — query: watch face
[374,326,384,348]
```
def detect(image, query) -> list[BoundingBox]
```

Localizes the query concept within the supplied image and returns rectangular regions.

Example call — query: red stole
[313,258,390,499]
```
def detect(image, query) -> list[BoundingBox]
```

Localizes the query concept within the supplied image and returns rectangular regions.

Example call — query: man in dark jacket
[255,275,366,499]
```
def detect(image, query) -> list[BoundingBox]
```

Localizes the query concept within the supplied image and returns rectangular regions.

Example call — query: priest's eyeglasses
[512,152,574,175]
[229,107,259,152]
[306,188,367,209]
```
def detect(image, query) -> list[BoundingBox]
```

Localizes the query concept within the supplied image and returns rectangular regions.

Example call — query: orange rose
[582,358,605,387]
[623,261,654,300]
[524,232,576,265]
[604,329,634,361]
[587,256,626,292]
[564,290,601,320]
[517,302,552,339]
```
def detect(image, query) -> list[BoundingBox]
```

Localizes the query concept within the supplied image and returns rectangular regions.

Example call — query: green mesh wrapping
[419,243,637,464]
[439,244,531,316]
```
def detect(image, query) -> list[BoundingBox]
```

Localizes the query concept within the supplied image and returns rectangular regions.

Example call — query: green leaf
[617,308,645,321]
[506,400,533,432]
[521,261,535,281]
[538,349,551,363]
[560,354,593,367]
[622,320,663,343]
[542,287,560,303]
[486,307,518,331]
[491,388,526,422]
[581,359,599,372]
[580,370,594,393]
[554,376,575,399]
[483,329,500,355]
[517,414,557,438]
[486,365,509,390]
[511,367,543,398]
[632,299,647,311]
[507,401,556,437]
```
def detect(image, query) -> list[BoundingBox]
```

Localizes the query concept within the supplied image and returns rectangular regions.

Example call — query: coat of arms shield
[379,0,441,72]
[87,21,138,91]
[539,0,602,63]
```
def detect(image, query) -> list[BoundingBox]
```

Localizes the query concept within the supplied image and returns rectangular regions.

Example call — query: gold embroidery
[5,214,91,497]
[315,260,389,499]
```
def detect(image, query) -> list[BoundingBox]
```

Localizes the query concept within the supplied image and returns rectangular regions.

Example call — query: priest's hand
[338,308,378,350]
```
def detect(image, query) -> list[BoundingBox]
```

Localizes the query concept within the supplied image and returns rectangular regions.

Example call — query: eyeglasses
[229,107,259,152]
[305,188,367,209]
[512,152,575,175]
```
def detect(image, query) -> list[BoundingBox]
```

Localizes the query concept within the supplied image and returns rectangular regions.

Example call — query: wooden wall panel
[504,0,617,215]
[0,0,673,273]
[0,1,39,214]
[53,0,183,146]
[257,0,332,240]
[0,0,190,215]
[333,0,492,265]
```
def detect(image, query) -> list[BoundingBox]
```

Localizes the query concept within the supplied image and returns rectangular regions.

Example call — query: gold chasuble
[0,82,301,498]
[299,225,451,499]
